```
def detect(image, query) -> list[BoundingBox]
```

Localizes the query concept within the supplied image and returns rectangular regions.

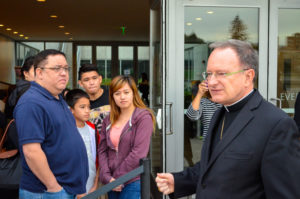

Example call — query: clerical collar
[224,89,255,112]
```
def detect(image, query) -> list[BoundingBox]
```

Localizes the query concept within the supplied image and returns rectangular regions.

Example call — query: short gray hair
[209,39,258,81]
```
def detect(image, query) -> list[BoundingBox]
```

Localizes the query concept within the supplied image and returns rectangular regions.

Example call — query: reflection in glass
[118,46,134,76]
[184,7,259,167]
[278,9,300,115]
[96,46,112,85]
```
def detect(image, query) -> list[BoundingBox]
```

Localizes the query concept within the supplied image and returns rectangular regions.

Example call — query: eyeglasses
[40,66,71,73]
[202,69,249,80]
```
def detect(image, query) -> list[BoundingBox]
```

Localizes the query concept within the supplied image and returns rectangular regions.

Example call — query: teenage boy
[66,89,100,199]
[78,64,110,132]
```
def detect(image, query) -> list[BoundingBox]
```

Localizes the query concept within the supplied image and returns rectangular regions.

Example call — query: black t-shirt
[90,87,109,109]
[89,87,110,132]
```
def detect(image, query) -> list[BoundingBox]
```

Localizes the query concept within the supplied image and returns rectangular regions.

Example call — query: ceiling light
[58,25,64,28]
[0,24,4,27]
[65,32,70,35]
[37,0,46,2]
[6,28,12,31]
[25,37,29,39]
[207,11,214,14]
[13,31,18,34]
[19,34,24,37]
[195,17,202,21]
[50,15,58,18]
[186,22,192,26]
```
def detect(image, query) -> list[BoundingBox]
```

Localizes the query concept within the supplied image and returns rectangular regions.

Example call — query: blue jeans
[108,180,140,199]
[19,188,75,199]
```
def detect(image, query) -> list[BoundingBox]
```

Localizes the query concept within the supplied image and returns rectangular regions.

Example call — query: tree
[185,33,205,44]
[229,15,248,41]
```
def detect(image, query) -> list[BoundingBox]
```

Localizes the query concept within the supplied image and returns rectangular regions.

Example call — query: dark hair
[21,56,35,79]
[33,49,66,70]
[61,88,71,100]
[78,64,100,80]
[0,90,7,100]
[65,89,90,108]
[209,39,258,82]
[141,72,148,82]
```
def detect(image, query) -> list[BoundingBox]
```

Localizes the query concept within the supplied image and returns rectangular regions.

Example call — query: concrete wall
[0,35,15,88]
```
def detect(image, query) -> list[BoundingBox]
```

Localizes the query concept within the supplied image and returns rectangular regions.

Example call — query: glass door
[183,6,260,167]
[166,0,269,173]
[149,0,164,177]
[269,0,300,116]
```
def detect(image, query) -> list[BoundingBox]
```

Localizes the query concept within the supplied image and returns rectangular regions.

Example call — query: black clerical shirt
[209,89,255,160]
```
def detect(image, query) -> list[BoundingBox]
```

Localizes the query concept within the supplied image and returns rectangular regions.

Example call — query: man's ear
[23,71,29,80]
[245,69,255,86]
[98,75,102,85]
[35,68,43,80]
[78,80,83,88]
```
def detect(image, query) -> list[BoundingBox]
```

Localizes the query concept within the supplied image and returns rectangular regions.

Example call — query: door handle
[156,108,162,130]
[270,97,282,109]
[166,102,173,135]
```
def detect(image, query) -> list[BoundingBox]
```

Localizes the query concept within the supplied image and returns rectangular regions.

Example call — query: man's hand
[156,173,175,195]
[76,193,86,199]
[46,184,62,193]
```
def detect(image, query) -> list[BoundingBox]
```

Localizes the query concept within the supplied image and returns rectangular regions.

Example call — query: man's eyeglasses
[202,69,249,80]
[40,66,71,73]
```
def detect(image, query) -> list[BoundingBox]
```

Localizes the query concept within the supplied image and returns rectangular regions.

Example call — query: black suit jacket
[294,92,300,130]
[173,91,300,199]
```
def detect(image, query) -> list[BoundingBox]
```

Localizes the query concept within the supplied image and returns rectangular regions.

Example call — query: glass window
[277,9,300,115]
[96,46,112,85]
[76,46,92,85]
[118,46,134,76]
[138,46,150,82]
[16,42,39,66]
[19,45,25,66]
[22,42,44,51]
[184,7,259,167]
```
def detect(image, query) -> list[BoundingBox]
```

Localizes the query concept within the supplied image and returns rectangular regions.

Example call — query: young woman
[99,75,155,199]
[186,80,222,140]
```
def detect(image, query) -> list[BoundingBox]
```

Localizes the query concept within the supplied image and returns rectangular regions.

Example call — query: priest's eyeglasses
[202,69,249,80]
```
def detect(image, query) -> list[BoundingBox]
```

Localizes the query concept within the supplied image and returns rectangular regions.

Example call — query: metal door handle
[270,97,282,109]
[156,108,162,130]
[166,102,173,135]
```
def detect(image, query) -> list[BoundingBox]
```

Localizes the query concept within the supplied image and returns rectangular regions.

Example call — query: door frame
[268,0,300,113]
[166,0,269,172]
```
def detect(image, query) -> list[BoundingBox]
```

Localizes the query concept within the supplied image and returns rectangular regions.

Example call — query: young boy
[66,89,100,198]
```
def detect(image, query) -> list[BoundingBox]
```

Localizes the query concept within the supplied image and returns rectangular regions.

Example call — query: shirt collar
[31,81,62,101]
[224,89,254,112]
